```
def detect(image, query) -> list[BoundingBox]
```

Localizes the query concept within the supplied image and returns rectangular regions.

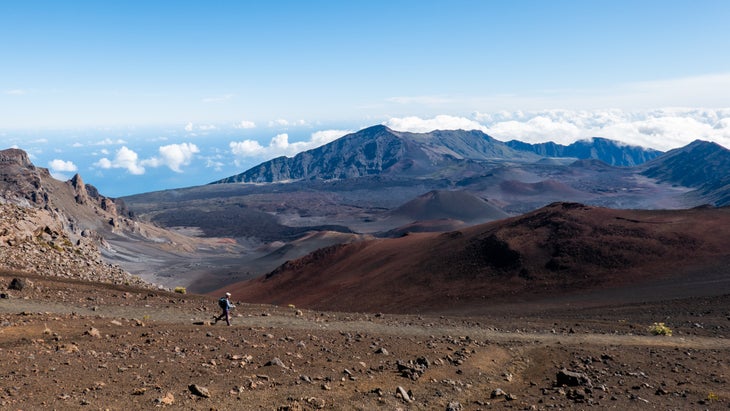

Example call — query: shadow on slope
[219,203,730,314]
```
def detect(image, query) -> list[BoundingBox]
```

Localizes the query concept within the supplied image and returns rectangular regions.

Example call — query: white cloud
[184,122,216,133]
[95,158,112,168]
[93,138,127,146]
[94,146,146,175]
[230,140,265,156]
[5,89,27,96]
[205,156,225,171]
[311,129,352,145]
[481,114,584,145]
[475,108,730,150]
[234,120,256,129]
[48,159,78,173]
[382,110,730,151]
[229,129,352,162]
[141,143,200,172]
[48,159,78,180]
[267,118,309,127]
[384,115,488,133]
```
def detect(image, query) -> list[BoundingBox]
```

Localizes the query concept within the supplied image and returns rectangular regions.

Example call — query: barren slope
[226,203,730,314]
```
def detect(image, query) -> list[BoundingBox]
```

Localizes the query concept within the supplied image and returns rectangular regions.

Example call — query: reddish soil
[226,203,730,315]
[1,272,729,410]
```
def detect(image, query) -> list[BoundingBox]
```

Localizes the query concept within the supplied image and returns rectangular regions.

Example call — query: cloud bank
[386,109,730,151]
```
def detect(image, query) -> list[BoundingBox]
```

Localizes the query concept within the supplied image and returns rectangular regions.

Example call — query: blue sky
[1,1,729,196]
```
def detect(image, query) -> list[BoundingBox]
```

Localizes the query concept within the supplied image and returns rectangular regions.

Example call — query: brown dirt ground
[1,273,729,410]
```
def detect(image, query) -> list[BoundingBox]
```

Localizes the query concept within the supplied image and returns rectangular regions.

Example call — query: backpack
[218,297,228,309]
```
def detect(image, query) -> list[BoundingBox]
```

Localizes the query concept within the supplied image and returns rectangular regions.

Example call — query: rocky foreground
[1,273,729,410]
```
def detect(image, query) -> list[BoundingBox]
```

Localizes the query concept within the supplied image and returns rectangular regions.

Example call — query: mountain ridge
[506,137,664,166]
[213,127,663,184]
[212,126,540,184]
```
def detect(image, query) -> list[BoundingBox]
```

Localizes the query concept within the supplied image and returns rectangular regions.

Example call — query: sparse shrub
[708,392,720,401]
[287,304,296,309]
[648,322,672,336]
[173,286,186,294]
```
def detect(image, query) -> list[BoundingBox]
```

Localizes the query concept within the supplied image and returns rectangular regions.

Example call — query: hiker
[214,292,235,326]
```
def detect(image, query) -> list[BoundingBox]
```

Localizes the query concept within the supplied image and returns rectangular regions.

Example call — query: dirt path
[3,297,728,350]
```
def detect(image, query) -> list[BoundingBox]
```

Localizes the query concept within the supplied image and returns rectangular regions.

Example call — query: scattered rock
[155,392,175,405]
[397,357,429,380]
[446,400,463,411]
[491,388,507,399]
[306,396,325,408]
[265,357,289,369]
[85,327,101,338]
[396,386,412,403]
[188,384,210,398]
[8,278,26,291]
[556,368,593,388]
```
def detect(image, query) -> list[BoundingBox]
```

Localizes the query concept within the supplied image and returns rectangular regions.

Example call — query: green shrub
[173,286,186,294]
[648,322,672,336]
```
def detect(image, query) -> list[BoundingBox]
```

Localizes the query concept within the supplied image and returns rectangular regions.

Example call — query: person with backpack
[214,292,235,326]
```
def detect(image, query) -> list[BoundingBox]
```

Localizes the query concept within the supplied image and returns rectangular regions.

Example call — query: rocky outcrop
[0,202,151,287]
[0,148,166,288]
[69,173,89,205]
[0,148,46,206]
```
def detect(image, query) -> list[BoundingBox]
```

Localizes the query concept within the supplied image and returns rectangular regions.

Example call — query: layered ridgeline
[123,126,730,247]
[506,137,663,166]
[201,126,730,220]
[213,125,661,184]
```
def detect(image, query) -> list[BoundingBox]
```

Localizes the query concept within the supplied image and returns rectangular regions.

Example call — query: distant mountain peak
[212,126,536,184]
[506,137,663,166]
[369,124,394,132]
[640,139,730,204]
[681,139,725,151]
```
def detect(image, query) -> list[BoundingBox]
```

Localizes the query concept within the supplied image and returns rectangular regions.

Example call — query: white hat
[225,292,231,297]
